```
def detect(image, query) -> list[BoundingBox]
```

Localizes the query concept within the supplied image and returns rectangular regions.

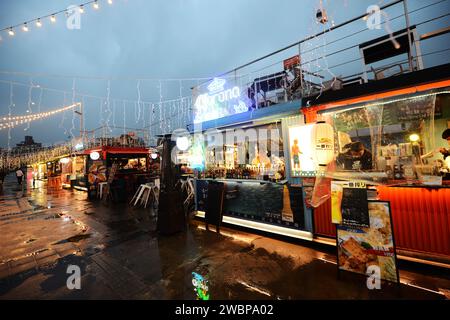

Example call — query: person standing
[16,168,24,186]
[439,129,450,160]
[0,169,6,188]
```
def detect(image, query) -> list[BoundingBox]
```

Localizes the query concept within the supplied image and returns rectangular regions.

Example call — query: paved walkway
[0,173,449,300]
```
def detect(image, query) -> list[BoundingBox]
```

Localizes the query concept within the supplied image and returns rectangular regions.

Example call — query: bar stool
[98,182,108,199]
[130,179,160,209]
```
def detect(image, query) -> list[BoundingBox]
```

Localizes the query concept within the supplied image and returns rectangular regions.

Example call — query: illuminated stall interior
[318,89,450,184]
[180,123,286,181]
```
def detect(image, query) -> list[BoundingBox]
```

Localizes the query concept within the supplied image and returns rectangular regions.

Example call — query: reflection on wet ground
[0,173,449,300]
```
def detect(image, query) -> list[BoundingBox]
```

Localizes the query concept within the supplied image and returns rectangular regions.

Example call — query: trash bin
[205,181,225,232]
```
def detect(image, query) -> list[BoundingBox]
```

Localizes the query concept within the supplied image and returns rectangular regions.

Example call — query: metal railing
[191,0,450,109]
[80,125,150,149]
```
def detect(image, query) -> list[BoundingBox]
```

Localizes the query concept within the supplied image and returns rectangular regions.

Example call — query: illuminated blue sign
[193,78,248,123]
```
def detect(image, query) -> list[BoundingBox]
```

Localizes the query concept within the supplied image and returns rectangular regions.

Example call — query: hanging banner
[337,201,399,283]
[331,181,369,227]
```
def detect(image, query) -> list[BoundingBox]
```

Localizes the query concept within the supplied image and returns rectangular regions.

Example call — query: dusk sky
[0,0,448,147]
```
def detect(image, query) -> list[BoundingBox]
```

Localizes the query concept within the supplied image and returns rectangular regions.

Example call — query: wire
[1,0,101,33]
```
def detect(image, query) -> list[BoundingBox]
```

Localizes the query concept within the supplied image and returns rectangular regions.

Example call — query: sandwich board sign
[336,201,399,284]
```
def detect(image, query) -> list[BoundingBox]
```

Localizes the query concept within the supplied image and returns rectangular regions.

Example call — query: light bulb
[22,23,29,32]
[93,1,99,9]
[79,5,84,13]
[36,19,42,27]
[108,0,113,4]
[8,28,15,36]
[50,15,56,23]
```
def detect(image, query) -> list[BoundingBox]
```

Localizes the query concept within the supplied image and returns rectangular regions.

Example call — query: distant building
[16,136,42,148]
[12,136,43,153]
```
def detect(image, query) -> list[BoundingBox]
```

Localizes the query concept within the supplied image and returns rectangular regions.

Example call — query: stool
[98,182,108,199]
[130,183,151,207]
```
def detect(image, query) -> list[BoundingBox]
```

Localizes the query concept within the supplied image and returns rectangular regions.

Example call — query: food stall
[80,146,153,201]
[31,162,48,180]
[185,77,314,240]
[303,80,450,262]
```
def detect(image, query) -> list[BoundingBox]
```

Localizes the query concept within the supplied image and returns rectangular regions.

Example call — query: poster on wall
[331,181,369,227]
[337,201,399,284]
[288,125,316,177]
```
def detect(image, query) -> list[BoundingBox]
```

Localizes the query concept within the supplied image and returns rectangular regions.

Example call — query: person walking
[15,168,24,186]
[0,169,6,188]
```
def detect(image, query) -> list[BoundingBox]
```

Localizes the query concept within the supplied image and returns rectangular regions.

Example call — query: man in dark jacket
[440,129,450,160]
[337,141,373,171]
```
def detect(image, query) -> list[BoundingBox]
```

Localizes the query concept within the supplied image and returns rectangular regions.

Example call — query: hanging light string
[7,83,14,151]
[1,0,115,37]
[0,79,190,108]
[70,79,77,138]
[0,70,243,82]
[0,142,74,171]
[0,103,81,131]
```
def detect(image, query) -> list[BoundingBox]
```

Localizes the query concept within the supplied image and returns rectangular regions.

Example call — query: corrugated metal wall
[313,198,336,238]
[377,186,450,257]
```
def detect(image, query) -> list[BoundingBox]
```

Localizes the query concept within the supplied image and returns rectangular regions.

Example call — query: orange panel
[377,186,450,257]
[313,198,336,238]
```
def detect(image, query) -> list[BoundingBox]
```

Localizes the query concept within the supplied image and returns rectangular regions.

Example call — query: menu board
[337,201,399,283]
[331,181,369,227]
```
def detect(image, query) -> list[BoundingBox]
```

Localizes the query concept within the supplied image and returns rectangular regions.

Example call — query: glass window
[321,92,449,183]
[180,123,285,180]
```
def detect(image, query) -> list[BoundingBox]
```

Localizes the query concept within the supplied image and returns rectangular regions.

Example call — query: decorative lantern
[176,136,190,151]
[316,1,328,25]
[90,151,101,161]
[151,153,158,160]
[312,121,335,167]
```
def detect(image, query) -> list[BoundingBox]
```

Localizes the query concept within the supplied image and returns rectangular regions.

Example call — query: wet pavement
[0,173,449,300]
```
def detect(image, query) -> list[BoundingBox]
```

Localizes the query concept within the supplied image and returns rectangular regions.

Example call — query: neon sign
[194,78,247,123]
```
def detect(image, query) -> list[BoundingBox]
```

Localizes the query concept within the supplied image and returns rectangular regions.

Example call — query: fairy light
[2,0,121,40]
[105,80,112,133]
[136,80,142,123]
[0,103,80,131]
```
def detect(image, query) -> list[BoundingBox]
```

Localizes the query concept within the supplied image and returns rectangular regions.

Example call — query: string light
[0,103,80,131]
[2,0,118,40]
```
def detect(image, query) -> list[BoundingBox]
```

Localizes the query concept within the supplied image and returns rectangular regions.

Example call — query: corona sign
[193,78,248,123]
